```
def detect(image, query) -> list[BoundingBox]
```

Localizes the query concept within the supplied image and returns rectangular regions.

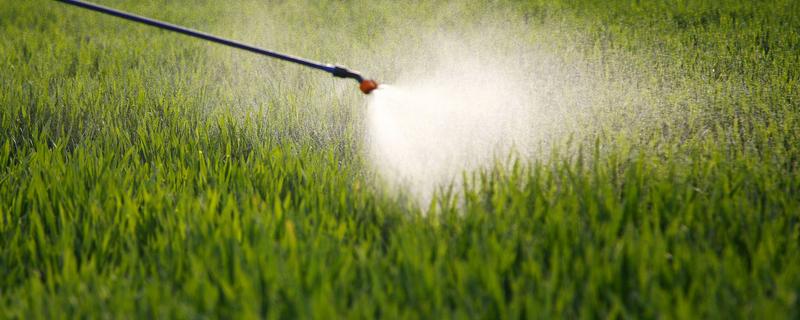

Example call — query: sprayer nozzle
[331,66,377,94]
[360,79,379,94]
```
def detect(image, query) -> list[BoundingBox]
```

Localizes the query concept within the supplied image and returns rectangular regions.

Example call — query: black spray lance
[55,0,379,94]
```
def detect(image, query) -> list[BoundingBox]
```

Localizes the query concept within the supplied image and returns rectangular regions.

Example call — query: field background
[1,0,799,318]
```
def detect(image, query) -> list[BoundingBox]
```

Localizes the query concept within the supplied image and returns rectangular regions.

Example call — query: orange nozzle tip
[360,79,378,94]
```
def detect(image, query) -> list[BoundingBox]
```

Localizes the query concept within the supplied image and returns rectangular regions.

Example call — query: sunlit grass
[1,0,798,318]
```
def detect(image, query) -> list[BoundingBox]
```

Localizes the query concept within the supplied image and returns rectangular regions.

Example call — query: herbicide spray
[363,38,553,206]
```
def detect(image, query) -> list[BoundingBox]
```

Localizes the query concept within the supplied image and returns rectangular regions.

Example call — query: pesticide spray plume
[56,0,378,95]
[363,23,627,208]
[365,35,546,206]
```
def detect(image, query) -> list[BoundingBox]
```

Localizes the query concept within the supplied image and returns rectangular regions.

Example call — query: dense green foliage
[1,0,799,318]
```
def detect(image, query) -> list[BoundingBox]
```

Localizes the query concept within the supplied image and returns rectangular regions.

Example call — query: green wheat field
[1,0,799,318]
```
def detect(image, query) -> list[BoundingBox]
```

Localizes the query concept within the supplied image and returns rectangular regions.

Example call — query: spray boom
[55,0,379,94]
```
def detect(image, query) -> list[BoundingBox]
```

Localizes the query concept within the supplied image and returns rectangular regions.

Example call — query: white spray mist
[365,36,561,206]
